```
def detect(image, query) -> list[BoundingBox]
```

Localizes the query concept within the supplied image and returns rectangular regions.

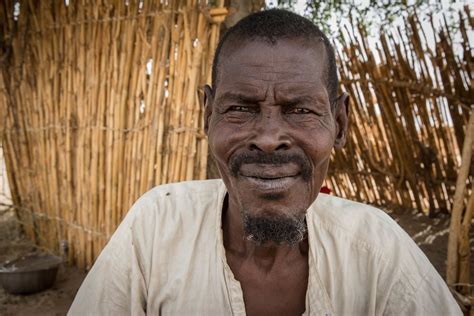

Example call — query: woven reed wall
[327,8,473,214]
[0,0,225,269]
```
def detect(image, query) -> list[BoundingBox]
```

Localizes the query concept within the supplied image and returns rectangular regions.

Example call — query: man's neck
[221,194,310,316]
[222,194,309,272]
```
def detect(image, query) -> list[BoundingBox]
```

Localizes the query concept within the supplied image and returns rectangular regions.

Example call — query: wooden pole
[447,107,473,285]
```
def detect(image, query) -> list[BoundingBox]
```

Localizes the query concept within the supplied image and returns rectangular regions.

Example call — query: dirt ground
[0,209,87,316]
[387,206,474,279]
[0,205,471,315]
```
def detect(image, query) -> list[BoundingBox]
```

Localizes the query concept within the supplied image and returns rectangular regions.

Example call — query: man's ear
[334,92,350,149]
[203,84,214,135]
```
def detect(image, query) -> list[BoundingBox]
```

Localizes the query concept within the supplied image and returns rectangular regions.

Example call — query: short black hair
[211,9,338,104]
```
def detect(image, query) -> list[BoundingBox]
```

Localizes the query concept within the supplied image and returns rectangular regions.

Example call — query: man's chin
[242,211,307,246]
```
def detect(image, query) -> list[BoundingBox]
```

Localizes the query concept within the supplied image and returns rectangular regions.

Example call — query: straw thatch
[0,0,225,269]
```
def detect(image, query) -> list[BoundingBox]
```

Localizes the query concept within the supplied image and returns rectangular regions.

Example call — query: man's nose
[248,115,291,153]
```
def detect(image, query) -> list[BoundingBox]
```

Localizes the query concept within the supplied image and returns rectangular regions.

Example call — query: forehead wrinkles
[219,56,319,86]
[216,39,329,102]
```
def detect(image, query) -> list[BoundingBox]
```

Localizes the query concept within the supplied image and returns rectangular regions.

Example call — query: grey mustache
[229,152,312,181]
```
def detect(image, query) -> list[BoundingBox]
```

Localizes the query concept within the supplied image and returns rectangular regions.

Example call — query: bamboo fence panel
[0,0,226,269]
[327,8,473,215]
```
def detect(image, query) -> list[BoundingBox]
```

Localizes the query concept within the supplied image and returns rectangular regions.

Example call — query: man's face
[205,38,347,242]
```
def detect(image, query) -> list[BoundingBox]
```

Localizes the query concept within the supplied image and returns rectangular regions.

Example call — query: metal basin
[0,254,62,295]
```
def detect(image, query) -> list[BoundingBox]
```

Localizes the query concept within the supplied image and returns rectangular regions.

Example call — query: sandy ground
[0,204,471,315]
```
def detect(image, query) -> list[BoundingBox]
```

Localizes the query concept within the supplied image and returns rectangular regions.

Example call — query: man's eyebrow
[277,95,328,107]
[276,87,329,104]
[216,91,262,103]
[278,96,316,104]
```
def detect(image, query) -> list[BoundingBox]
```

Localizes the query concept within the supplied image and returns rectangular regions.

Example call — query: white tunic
[69,179,461,315]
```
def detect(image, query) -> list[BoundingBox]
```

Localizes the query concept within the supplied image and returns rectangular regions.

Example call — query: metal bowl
[0,254,62,295]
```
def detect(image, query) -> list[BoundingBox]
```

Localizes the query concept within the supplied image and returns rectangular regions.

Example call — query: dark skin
[204,38,349,316]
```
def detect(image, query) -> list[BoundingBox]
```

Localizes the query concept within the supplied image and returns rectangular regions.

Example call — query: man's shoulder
[306,197,459,314]
[125,179,225,229]
[122,179,225,255]
[308,194,426,264]
[133,179,225,211]
[310,193,401,235]
[145,178,225,199]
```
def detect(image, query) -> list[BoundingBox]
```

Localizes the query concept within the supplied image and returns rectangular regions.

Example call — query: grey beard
[242,212,307,246]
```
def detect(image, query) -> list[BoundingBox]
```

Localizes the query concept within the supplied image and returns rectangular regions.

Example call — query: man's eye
[287,108,311,114]
[228,106,253,112]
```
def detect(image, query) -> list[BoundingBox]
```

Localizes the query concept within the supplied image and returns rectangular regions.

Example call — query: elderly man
[69,9,460,315]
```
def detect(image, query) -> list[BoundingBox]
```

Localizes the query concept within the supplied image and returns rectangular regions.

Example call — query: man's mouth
[244,176,297,186]
[243,175,299,191]
[246,175,298,180]
[238,164,300,192]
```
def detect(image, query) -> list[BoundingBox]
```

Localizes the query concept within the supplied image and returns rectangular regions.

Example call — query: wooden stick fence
[0,0,226,269]
[327,8,472,215]
[328,8,473,304]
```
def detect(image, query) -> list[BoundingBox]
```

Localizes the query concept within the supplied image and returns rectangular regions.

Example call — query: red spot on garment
[320,186,331,194]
